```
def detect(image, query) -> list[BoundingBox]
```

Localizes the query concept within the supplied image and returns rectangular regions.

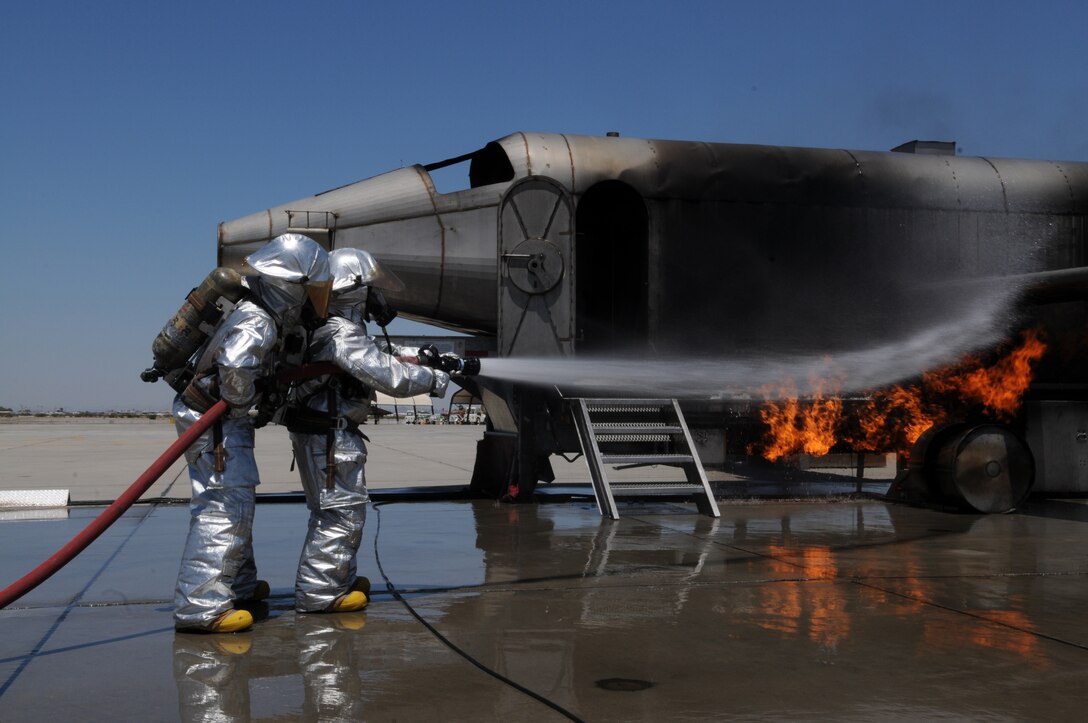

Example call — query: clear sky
[2,0,1087,411]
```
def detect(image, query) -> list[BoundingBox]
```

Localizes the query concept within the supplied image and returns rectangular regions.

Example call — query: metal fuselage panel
[218,132,1088,365]
[219,166,505,334]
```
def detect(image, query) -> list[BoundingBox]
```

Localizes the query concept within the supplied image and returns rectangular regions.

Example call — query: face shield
[305,278,332,319]
[364,258,405,294]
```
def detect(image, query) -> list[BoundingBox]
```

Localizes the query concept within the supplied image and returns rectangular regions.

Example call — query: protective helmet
[328,247,404,323]
[243,234,332,325]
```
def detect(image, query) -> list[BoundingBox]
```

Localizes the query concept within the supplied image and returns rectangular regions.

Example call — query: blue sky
[2,0,1087,411]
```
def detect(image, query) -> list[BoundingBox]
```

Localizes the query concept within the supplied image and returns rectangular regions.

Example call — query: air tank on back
[141,267,247,392]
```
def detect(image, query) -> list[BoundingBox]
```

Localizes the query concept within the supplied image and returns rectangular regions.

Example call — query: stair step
[596,436,676,444]
[584,398,680,407]
[610,481,708,492]
[599,454,695,465]
[592,425,685,434]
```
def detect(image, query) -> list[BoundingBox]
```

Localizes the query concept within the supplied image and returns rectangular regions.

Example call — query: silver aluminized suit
[289,248,448,612]
[174,235,330,630]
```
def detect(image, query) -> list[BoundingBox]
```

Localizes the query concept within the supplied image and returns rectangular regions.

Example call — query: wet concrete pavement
[3,495,1088,721]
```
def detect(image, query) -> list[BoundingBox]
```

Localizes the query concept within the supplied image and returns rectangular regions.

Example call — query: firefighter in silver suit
[286,247,450,614]
[174,234,332,634]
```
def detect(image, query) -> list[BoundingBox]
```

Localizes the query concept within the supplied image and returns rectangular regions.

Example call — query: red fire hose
[0,362,342,610]
[0,400,229,609]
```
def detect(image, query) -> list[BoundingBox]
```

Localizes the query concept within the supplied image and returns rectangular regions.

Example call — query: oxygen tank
[141,268,247,391]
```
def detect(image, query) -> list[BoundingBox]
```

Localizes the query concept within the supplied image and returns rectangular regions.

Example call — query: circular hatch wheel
[505,237,564,294]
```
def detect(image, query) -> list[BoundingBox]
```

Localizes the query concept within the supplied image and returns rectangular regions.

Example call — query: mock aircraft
[217,132,1088,515]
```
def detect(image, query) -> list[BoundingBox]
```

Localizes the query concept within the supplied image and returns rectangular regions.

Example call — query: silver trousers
[290,429,369,612]
[173,397,261,628]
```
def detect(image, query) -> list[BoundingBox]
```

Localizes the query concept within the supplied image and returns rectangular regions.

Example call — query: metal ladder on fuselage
[571,398,721,520]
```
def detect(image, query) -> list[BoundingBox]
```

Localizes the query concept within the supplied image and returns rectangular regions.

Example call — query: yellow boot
[207,609,254,633]
[177,608,253,634]
[326,590,368,613]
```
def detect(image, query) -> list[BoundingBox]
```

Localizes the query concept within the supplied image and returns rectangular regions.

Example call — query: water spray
[476,285,1018,400]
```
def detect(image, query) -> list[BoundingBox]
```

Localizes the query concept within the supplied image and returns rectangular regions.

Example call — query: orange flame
[755,381,844,462]
[924,326,1047,419]
[751,328,1047,460]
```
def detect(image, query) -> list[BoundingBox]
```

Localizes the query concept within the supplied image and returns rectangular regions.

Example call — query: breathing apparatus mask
[365,289,397,327]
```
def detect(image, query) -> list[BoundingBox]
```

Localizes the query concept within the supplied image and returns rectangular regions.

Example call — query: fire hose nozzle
[458,357,481,376]
[416,346,480,376]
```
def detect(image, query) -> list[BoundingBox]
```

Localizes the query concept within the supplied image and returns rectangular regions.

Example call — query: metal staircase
[571,398,720,520]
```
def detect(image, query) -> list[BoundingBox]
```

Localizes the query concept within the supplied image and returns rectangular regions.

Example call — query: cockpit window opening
[422,142,516,194]
[468,142,515,188]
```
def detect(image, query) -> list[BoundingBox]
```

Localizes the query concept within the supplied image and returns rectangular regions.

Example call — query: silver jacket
[293,316,449,422]
[189,278,295,417]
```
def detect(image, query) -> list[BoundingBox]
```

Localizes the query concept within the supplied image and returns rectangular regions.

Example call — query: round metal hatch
[504,237,564,294]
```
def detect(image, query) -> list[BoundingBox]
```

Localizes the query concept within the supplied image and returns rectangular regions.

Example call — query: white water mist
[479,284,1021,400]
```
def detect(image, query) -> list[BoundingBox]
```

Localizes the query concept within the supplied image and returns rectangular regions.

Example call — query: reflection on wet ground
[2,497,1088,720]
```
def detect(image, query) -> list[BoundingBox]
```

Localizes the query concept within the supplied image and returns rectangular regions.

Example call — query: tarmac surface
[0,418,489,502]
[3,421,1088,720]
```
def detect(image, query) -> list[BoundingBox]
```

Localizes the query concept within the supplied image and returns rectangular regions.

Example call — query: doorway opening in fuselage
[575,181,650,355]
